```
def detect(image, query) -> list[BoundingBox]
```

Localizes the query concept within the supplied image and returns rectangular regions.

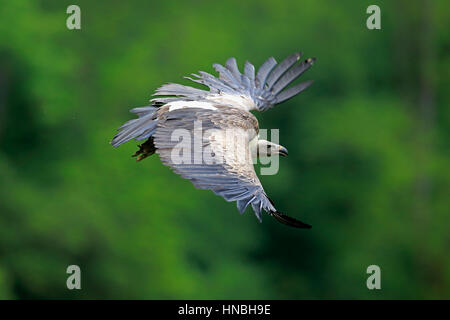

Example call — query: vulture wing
[153,105,311,228]
[152,52,315,112]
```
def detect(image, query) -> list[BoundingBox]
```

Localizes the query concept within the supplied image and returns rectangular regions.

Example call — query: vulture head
[257,140,288,157]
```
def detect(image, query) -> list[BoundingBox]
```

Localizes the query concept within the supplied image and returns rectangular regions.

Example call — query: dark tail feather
[271,211,312,229]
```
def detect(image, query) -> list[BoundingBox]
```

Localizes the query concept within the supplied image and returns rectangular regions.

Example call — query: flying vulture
[111,52,315,228]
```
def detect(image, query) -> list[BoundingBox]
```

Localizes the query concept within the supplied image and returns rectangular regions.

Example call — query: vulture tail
[111,106,158,147]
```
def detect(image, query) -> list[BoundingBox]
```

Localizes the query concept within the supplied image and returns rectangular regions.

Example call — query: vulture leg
[132,137,156,161]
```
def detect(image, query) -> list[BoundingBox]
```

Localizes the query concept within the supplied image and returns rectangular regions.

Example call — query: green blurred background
[0,0,449,299]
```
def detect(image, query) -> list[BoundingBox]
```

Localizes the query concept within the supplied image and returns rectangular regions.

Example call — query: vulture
[111,52,315,228]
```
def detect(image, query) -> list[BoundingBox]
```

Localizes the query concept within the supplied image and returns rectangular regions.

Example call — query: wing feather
[265,52,302,89]
[151,52,315,112]
[152,107,311,227]
[256,57,277,89]
[153,107,275,222]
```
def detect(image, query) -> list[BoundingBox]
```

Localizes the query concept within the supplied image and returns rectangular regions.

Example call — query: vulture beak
[279,146,289,157]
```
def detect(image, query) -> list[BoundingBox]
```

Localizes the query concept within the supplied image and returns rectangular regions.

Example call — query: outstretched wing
[153,106,311,228]
[152,52,315,112]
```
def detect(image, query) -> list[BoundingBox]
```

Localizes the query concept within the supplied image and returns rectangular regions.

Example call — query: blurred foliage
[0,0,449,299]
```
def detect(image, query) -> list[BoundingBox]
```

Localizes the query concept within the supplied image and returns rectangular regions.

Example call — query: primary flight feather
[111,52,316,228]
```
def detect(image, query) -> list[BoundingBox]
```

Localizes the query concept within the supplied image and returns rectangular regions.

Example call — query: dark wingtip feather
[271,211,312,229]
